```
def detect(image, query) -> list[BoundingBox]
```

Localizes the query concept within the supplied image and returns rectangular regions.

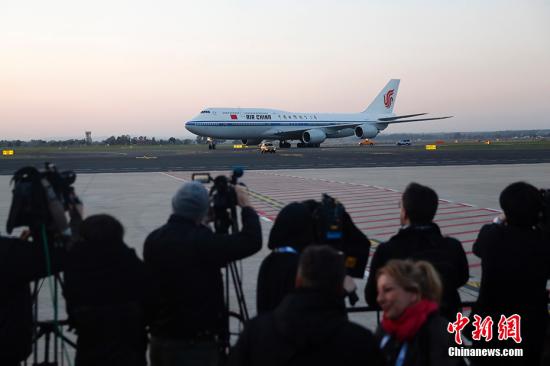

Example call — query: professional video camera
[304,194,369,279]
[192,168,244,234]
[6,162,80,236]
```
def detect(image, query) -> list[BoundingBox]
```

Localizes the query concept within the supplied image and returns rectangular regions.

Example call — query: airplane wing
[262,115,453,139]
[380,116,453,124]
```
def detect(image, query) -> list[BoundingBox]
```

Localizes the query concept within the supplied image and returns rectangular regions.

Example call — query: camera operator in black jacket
[144,181,262,366]
[471,182,550,366]
[257,198,371,314]
[0,171,78,365]
[64,214,149,366]
[365,182,469,320]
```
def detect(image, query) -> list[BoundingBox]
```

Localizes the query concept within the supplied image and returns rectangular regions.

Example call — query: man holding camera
[0,167,80,365]
[471,182,550,366]
[144,181,262,366]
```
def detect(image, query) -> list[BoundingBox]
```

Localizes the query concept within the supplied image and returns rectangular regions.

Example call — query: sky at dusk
[1,0,549,140]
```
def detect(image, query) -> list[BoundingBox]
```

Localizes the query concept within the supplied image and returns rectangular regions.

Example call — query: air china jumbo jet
[185,79,451,148]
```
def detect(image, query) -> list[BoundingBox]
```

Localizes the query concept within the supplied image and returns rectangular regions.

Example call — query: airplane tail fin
[363,79,400,114]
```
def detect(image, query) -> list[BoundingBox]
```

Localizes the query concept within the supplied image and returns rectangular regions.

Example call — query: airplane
[185,79,452,149]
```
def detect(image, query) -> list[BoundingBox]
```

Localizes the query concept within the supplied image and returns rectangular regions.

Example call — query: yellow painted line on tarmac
[248,190,285,209]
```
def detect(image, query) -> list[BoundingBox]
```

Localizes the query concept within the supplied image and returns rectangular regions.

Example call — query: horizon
[2,1,549,140]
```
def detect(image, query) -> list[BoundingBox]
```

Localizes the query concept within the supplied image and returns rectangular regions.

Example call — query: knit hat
[172,181,209,221]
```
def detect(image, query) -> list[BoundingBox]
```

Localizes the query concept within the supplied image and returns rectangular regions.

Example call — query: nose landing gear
[278,141,291,148]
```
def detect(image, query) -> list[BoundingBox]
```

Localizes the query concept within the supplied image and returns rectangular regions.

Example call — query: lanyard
[273,246,298,254]
[381,335,408,366]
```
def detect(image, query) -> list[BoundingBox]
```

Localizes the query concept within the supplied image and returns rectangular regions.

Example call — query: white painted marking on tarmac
[160,172,187,182]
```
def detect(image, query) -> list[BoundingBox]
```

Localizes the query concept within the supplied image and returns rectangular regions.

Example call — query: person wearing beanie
[144,181,262,366]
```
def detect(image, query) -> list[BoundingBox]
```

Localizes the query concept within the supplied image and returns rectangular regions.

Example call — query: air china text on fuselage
[185,79,452,148]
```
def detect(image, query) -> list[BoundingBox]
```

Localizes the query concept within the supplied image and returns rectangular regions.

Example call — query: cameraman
[471,182,550,366]
[257,198,371,314]
[0,174,76,365]
[143,181,262,366]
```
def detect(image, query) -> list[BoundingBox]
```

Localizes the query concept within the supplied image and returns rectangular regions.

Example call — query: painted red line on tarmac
[435,213,496,223]
[349,209,400,219]
[436,208,494,216]
[354,215,401,224]
[437,219,491,230]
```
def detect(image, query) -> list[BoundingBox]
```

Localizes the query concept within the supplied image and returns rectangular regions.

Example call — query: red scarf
[381,299,439,341]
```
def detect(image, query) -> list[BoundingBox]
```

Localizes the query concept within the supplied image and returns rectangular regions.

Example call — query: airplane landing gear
[207,137,216,150]
[279,141,291,148]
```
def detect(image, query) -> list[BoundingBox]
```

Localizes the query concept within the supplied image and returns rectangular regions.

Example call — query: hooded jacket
[229,289,380,366]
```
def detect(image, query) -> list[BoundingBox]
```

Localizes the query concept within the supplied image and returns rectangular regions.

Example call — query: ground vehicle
[358,139,375,146]
[396,139,412,146]
[260,142,276,153]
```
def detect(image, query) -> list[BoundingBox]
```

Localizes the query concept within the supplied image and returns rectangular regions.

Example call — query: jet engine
[241,138,263,146]
[302,129,327,144]
[354,124,379,139]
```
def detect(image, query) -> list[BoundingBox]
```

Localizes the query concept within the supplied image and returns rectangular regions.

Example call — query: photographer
[64,214,148,366]
[364,182,469,320]
[143,181,262,366]
[256,202,315,314]
[0,166,78,365]
[471,182,550,366]
[230,246,380,366]
[257,197,370,314]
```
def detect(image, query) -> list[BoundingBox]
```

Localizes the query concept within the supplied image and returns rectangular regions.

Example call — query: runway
[0,147,548,335]
[1,144,549,175]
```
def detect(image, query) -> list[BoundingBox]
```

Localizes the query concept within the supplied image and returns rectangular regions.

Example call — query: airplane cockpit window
[200,110,211,114]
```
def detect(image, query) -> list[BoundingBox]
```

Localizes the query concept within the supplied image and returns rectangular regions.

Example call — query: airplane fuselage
[185,108,385,140]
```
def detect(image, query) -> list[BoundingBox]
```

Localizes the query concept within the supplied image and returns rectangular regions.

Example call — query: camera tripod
[27,229,75,366]
[216,204,250,353]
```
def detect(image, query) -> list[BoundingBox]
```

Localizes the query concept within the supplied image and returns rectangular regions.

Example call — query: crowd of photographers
[0,165,549,366]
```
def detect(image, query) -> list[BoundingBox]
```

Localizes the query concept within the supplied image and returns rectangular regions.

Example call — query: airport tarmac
[1,143,549,174]
[1,162,548,341]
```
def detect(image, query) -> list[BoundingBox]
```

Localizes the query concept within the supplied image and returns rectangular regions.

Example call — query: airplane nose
[185,120,195,133]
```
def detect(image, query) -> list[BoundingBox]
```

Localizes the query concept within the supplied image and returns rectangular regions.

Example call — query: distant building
[85,131,92,144]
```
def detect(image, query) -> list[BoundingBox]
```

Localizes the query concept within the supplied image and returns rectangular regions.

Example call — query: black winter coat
[229,289,381,366]
[143,207,262,339]
[64,240,148,366]
[0,236,65,363]
[256,251,300,314]
[471,223,550,365]
[365,223,469,320]
[376,313,466,366]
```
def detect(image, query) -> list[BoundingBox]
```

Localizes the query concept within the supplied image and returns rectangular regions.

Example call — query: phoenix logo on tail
[384,89,394,109]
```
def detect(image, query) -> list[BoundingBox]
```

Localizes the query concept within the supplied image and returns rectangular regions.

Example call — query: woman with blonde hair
[376,259,465,366]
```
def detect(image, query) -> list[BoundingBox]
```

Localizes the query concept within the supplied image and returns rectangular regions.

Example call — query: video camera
[305,194,369,279]
[192,168,244,234]
[6,162,80,236]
